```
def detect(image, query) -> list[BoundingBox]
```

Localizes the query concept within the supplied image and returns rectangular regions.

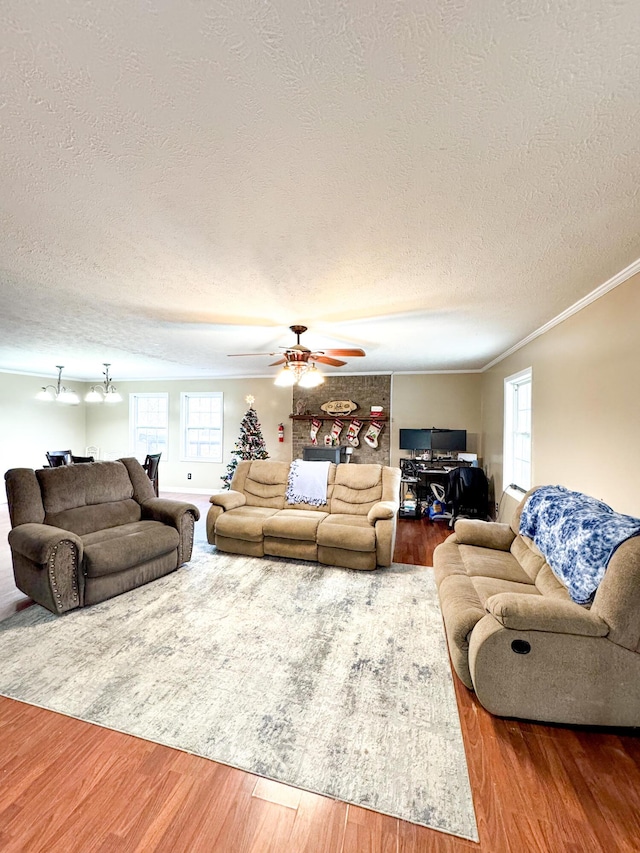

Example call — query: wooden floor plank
[342,805,398,853]
[287,791,348,853]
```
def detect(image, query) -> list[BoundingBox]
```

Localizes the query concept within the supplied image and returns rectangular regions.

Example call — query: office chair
[45,450,72,467]
[445,466,489,527]
[143,453,162,496]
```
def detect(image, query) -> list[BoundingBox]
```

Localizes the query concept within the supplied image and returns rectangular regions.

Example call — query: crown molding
[392,369,484,375]
[482,255,640,372]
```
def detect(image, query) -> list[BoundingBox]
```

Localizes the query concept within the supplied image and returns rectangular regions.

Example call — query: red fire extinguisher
[278,423,284,443]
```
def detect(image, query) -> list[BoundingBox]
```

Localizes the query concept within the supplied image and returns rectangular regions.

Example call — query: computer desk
[399,459,472,517]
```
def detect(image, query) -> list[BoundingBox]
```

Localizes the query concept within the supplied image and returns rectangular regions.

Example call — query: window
[180,392,223,463]
[503,368,532,492]
[130,393,169,461]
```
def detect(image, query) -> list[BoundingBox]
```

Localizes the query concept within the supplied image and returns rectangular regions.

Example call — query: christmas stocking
[364,420,383,448]
[345,418,362,447]
[330,419,344,445]
[310,418,321,446]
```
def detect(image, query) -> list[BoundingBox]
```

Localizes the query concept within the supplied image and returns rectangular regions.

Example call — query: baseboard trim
[161,486,218,495]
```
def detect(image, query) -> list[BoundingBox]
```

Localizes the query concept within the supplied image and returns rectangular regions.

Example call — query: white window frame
[180,392,223,463]
[129,392,169,462]
[503,367,532,493]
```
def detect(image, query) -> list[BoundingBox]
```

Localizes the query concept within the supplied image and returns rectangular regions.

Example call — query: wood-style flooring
[0,495,639,852]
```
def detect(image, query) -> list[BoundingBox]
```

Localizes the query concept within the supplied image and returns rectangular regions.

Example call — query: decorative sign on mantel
[320,400,358,416]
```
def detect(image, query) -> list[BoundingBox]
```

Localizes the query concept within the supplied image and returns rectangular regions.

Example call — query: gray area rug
[0,548,478,841]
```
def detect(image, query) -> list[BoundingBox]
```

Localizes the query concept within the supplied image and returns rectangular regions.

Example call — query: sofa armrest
[9,523,83,564]
[367,500,398,524]
[486,593,609,637]
[454,519,515,551]
[142,497,200,527]
[209,491,246,511]
[142,498,200,565]
[8,523,84,614]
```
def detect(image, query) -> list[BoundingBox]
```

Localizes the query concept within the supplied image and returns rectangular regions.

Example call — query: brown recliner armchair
[4,458,200,615]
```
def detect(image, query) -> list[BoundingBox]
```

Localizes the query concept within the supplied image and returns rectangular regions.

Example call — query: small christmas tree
[221,396,269,489]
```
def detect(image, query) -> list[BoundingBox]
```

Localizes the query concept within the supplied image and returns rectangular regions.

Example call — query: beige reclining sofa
[5,458,200,615]
[207,460,401,570]
[434,487,640,727]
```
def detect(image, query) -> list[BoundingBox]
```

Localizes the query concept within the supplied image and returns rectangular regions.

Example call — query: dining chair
[45,450,72,467]
[143,453,162,496]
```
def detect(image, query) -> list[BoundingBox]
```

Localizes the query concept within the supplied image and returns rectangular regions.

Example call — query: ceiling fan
[228,325,366,387]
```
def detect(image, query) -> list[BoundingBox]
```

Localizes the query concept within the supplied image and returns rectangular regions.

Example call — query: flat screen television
[399,429,432,450]
[430,429,466,452]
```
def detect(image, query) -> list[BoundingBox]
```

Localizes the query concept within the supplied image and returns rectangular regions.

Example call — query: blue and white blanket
[286,459,331,506]
[519,485,640,605]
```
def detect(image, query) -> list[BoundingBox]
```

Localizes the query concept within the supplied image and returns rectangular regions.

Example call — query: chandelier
[36,366,80,405]
[85,363,123,403]
[273,362,325,388]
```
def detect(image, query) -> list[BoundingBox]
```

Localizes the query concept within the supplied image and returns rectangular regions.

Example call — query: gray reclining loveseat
[5,458,200,614]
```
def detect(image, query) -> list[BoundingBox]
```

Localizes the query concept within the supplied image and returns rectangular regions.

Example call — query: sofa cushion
[317,514,376,552]
[471,576,541,605]
[330,465,383,516]
[433,539,469,588]
[534,564,573,600]
[263,510,329,542]
[37,461,134,514]
[458,545,533,584]
[234,460,289,509]
[38,461,140,536]
[46,500,142,537]
[82,521,178,577]
[511,534,547,582]
[215,506,280,542]
[454,519,515,551]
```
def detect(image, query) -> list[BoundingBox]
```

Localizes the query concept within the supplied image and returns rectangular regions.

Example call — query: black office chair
[45,450,72,467]
[143,453,162,497]
[445,466,489,527]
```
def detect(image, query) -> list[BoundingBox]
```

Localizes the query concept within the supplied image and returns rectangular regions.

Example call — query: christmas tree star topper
[245,395,255,407]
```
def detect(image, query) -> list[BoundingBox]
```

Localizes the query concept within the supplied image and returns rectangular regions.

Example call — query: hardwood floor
[1,497,639,851]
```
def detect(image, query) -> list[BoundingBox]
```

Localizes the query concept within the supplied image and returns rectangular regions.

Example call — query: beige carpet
[0,547,478,841]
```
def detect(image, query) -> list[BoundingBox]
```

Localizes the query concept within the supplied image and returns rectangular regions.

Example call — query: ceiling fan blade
[269,358,287,366]
[321,348,366,357]
[313,355,347,367]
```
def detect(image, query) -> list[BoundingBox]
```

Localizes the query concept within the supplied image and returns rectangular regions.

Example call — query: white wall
[85,377,293,491]
[390,373,483,468]
[0,371,87,483]
[0,368,486,498]
[481,272,640,518]
[0,372,293,496]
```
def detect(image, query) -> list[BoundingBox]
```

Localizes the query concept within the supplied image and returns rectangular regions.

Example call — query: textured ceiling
[1,0,639,381]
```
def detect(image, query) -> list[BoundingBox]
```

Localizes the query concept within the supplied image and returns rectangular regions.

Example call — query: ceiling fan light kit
[297,364,324,388]
[229,325,365,387]
[274,365,297,387]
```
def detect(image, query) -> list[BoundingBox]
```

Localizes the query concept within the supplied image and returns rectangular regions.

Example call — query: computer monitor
[399,429,432,450]
[430,429,466,452]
